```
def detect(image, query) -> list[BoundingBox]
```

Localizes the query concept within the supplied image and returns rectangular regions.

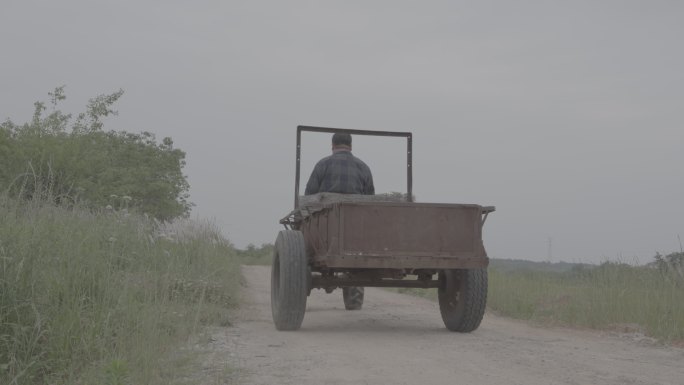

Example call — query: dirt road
[201,266,683,385]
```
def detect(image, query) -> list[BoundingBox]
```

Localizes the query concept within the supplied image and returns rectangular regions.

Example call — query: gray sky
[2,1,683,263]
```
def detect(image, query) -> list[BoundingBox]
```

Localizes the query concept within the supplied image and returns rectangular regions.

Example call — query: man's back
[305,150,374,195]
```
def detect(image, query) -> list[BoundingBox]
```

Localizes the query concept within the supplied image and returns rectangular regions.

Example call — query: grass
[487,263,684,342]
[0,195,242,385]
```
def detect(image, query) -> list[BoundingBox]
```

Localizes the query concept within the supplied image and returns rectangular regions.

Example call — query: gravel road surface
[199,266,683,385]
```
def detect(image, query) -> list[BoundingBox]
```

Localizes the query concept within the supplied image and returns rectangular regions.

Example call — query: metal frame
[311,275,440,289]
[295,125,413,209]
[299,201,491,270]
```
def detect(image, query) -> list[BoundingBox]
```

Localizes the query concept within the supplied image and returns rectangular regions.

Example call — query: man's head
[332,133,352,151]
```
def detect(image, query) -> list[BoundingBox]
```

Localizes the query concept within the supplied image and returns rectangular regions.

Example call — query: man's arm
[304,163,322,195]
[364,167,375,195]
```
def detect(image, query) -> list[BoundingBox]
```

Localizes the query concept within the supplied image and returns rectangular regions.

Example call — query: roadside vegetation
[488,257,684,343]
[0,86,191,221]
[0,89,248,384]
[0,196,240,385]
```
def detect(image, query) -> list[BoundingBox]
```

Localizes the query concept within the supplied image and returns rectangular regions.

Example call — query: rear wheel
[342,287,364,310]
[271,230,309,330]
[438,268,487,332]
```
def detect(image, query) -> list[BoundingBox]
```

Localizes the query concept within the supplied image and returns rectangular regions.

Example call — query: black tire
[342,287,364,310]
[271,230,309,331]
[438,268,487,332]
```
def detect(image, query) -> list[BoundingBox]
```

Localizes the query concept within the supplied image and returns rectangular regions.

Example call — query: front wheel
[342,287,364,310]
[438,268,487,332]
[271,230,309,331]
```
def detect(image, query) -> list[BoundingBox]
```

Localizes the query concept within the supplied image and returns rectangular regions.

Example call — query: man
[305,133,375,196]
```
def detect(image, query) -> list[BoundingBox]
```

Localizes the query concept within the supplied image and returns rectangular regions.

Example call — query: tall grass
[0,195,241,384]
[488,263,684,342]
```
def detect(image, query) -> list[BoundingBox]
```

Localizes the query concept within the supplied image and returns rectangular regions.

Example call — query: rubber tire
[342,287,364,310]
[438,268,487,332]
[271,230,308,331]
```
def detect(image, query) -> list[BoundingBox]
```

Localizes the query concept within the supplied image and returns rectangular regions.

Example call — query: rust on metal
[300,201,490,270]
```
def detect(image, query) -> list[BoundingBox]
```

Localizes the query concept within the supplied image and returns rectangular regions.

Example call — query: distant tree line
[492,253,683,285]
[0,87,191,220]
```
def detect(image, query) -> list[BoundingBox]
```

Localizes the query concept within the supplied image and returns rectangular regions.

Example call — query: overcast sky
[2,1,683,263]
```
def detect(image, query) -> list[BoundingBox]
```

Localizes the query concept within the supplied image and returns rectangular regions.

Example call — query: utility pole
[547,237,553,263]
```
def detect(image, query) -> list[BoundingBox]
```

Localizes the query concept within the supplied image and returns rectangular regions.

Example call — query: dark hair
[332,133,352,147]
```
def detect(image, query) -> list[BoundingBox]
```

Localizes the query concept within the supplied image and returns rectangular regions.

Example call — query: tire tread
[271,230,308,330]
[438,268,487,332]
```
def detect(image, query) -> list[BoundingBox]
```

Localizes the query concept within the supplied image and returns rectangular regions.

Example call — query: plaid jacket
[304,150,375,195]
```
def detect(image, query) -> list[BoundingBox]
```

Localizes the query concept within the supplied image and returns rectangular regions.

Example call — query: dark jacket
[304,150,374,195]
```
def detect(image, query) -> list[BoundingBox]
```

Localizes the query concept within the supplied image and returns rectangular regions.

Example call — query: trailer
[272,126,495,332]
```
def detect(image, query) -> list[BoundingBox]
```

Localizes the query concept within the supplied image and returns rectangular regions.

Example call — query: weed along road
[200,266,683,385]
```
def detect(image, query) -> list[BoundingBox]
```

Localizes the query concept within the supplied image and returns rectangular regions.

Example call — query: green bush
[0,87,191,220]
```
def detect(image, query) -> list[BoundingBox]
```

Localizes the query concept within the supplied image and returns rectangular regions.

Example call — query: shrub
[0,87,191,220]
